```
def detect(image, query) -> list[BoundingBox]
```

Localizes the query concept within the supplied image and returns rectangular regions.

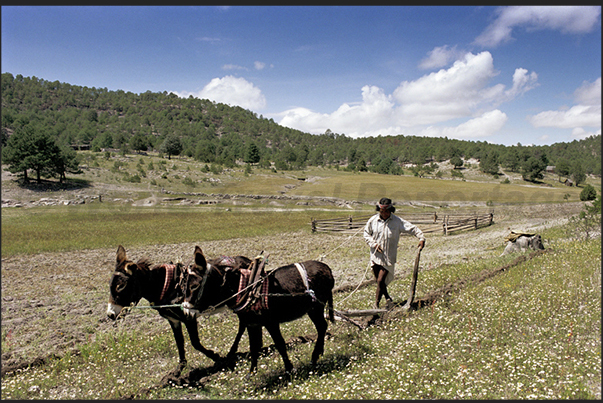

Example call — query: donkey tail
[327,292,335,323]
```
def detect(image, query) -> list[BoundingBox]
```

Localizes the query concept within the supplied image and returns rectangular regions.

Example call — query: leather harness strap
[294,262,317,302]
[159,264,176,302]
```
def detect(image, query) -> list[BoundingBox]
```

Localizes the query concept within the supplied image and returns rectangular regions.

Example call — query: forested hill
[1,73,600,176]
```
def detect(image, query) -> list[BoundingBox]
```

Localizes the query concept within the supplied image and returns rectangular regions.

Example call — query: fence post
[311,219,316,233]
[348,216,353,229]
[443,215,448,235]
[474,212,478,230]
[433,212,437,223]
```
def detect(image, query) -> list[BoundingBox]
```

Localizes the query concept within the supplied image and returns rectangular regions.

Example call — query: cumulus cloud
[528,77,601,130]
[418,110,508,139]
[278,51,535,140]
[174,75,266,110]
[279,86,401,137]
[571,127,601,141]
[505,68,539,99]
[574,77,602,106]
[475,6,601,47]
[254,61,266,70]
[418,45,464,70]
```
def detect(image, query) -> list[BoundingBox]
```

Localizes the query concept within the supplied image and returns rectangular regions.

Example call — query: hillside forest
[1,73,600,184]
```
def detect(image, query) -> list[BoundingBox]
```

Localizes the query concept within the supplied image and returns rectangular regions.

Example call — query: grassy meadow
[1,151,600,399]
[0,206,345,257]
[1,232,599,399]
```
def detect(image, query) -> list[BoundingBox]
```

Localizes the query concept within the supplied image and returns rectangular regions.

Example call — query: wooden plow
[329,247,423,330]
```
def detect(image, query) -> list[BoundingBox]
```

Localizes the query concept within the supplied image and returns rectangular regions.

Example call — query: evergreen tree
[479,151,499,175]
[450,155,464,169]
[521,154,548,182]
[1,126,77,183]
[244,142,261,164]
[571,161,586,186]
[580,184,597,201]
[160,134,182,160]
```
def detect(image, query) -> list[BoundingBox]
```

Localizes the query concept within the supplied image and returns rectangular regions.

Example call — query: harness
[233,268,270,313]
[159,263,176,303]
[233,254,270,314]
[294,263,316,302]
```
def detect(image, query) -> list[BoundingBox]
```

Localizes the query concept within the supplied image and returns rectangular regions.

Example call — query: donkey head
[107,245,146,320]
[182,246,214,317]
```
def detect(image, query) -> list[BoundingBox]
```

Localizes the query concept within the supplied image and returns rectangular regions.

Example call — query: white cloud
[418,45,464,70]
[529,105,601,129]
[505,68,539,99]
[254,61,266,70]
[278,51,535,140]
[393,52,536,125]
[475,6,601,47]
[574,77,602,106]
[528,77,601,130]
[571,127,600,141]
[418,110,508,139]
[173,76,266,110]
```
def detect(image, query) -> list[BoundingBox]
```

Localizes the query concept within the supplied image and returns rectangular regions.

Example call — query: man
[363,197,425,309]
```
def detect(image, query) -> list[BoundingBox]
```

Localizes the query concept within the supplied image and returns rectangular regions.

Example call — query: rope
[337,260,372,306]
[316,219,374,308]
[316,225,365,261]
[132,304,183,309]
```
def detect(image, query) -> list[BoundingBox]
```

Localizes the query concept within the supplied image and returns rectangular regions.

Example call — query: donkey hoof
[207,351,221,362]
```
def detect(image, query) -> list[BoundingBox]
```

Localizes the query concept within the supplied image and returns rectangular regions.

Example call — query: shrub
[182,177,196,187]
[580,184,597,201]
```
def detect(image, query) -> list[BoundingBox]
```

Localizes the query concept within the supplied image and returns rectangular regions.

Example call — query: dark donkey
[106,245,251,369]
[182,246,335,373]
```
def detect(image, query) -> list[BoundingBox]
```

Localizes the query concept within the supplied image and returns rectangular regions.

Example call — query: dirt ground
[0,169,586,379]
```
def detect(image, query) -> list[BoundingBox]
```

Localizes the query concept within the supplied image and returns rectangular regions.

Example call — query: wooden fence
[311,211,494,235]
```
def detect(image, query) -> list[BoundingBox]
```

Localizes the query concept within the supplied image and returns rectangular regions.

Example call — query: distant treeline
[1,73,600,178]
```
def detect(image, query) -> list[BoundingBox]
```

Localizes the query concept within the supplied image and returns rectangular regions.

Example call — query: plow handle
[403,248,421,310]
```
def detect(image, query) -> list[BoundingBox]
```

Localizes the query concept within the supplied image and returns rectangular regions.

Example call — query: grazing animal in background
[106,245,250,370]
[501,232,545,256]
[182,246,335,373]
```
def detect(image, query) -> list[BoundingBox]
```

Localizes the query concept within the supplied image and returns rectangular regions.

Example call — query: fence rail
[311,211,494,235]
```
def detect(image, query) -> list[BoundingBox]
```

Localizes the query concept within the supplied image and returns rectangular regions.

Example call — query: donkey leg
[183,319,221,362]
[247,324,263,373]
[167,319,188,369]
[227,319,247,360]
[264,323,294,373]
[308,306,329,365]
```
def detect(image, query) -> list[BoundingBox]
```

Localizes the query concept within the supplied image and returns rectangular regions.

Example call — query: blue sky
[2,5,601,146]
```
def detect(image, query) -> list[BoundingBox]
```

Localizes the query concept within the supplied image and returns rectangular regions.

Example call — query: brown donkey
[182,246,335,373]
[107,245,250,370]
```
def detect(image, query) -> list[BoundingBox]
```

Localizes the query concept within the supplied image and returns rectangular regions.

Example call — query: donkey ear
[117,245,127,265]
[194,246,207,268]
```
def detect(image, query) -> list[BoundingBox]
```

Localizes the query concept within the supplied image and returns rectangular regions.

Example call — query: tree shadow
[11,177,93,193]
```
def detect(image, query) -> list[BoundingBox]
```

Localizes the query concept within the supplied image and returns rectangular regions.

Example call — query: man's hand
[418,239,425,251]
[376,245,383,253]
